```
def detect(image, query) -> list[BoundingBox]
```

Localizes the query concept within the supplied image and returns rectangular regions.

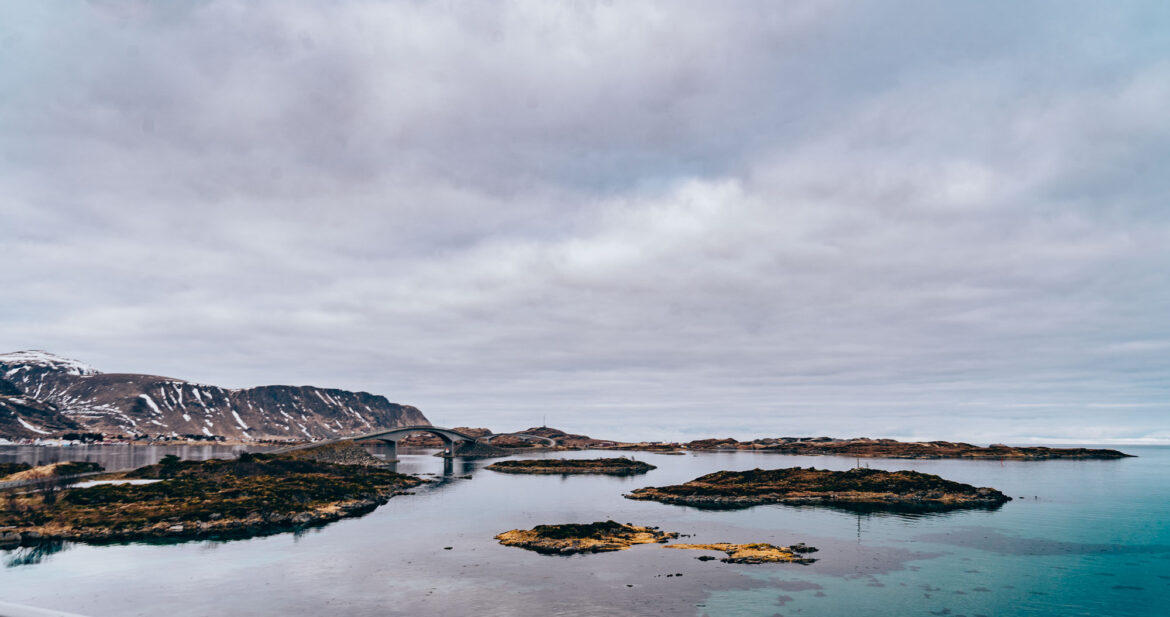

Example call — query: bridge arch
[352,425,478,459]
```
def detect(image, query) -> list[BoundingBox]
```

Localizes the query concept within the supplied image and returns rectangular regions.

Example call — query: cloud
[2,1,1168,442]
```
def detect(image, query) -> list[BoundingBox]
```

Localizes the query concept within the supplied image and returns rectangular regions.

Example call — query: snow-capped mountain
[0,351,429,440]
[0,377,84,439]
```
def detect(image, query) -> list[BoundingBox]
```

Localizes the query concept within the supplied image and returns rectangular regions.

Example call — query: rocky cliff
[0,351,429,440]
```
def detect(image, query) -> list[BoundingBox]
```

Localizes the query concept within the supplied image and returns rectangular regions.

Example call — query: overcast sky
[2,1,1168,443]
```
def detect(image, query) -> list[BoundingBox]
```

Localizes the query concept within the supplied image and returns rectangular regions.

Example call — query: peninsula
[625,467,1011,511]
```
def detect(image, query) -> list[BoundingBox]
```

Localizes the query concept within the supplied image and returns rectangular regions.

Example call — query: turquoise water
[0,445,1166,616]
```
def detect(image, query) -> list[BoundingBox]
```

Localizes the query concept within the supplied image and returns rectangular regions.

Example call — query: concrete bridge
[353,425,480,460]
[269,425,557,461]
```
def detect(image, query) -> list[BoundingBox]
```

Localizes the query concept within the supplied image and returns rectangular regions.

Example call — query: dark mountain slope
[0,351,428,440]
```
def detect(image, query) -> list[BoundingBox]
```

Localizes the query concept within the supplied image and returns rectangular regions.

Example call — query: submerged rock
[666,542,817,564]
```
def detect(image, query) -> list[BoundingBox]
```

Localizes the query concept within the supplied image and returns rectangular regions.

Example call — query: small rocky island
[485,458,656,475]
[666,542,818,564]
[625,467,1011,511]
[495,521,678,554]
[0,444,421,547]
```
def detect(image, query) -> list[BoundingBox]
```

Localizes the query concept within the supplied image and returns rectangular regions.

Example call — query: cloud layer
[3,1,1168,442]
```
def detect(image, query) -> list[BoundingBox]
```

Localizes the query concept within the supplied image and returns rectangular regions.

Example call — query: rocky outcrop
[495,521,678,555]
[626,467,1012,512]
[515,426,602,448]
[0,351,429,440]
[447,440,513,459]
[278,440,388,467]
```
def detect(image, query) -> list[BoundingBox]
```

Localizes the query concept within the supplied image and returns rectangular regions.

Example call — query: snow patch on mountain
[139,394,162,415]
[16,417,50,435]
[0,351,99,377]
[231,410,250,430]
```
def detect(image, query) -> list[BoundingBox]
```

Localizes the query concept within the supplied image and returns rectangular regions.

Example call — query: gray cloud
[2,1,1168,442]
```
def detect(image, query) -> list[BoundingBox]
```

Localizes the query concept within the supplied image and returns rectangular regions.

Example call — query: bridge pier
[375,438,398,463]
[437,434,457,458]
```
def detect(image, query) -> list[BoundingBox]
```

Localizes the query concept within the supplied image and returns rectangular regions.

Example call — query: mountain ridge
[0,351,428,441]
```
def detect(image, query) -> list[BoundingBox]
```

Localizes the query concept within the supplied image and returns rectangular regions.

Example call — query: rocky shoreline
[625,467,1012,511]
[486,458,656,475]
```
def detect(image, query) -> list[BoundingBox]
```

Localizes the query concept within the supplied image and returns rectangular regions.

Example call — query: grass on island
[0,452,421,542]
[1,462,103,483]
[485,458,656,475]
[626,467,1011,511]
[495,520,678,554]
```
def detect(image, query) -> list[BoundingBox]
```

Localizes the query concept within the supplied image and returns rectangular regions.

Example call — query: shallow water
[0,444,1165,617]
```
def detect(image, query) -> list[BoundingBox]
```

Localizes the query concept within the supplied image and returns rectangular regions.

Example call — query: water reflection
[0,446,1164,617]
[4,541,69,568]
[635,497,1005,518]
[0,444,272,470]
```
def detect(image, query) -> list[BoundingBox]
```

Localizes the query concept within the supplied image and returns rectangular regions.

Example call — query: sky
[2,1,1168,444]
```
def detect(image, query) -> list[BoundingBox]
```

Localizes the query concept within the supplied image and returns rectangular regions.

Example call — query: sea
[0,444,1166,617]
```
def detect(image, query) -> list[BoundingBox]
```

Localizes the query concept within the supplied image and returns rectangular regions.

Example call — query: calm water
[0,444,271,470]
[0,444,1166,617]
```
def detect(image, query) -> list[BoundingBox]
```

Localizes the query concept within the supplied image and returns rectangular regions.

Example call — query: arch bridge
[270,425,558,461]
[353,425,481,460]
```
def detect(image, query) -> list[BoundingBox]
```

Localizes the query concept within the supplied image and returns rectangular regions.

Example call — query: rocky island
[681,437,1132,460]
[0,446,421,548]
[666,542,818,564]
[625,467,1011,511]
[485,458,656,475]
[495,521,678,554]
